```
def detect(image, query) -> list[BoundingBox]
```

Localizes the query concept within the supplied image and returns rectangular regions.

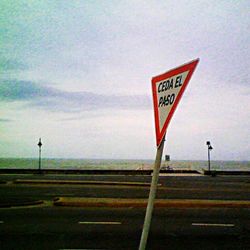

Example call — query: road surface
[0,173,249,249]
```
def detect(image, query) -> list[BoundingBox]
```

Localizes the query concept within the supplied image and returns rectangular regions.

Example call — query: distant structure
[165,155,170,161]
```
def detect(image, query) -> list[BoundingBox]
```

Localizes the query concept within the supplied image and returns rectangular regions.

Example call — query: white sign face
[156,71,189,131]
[152,59,199,147]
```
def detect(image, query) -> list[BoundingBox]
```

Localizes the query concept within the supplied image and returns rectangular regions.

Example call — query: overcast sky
[0,0,249,160]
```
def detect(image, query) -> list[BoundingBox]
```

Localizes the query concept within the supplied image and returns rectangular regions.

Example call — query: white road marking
[78,221,121,225]
[59,249,106,250]
[192,223,235,227]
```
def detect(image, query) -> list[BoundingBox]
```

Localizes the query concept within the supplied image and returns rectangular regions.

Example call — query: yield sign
[152,59,199,147]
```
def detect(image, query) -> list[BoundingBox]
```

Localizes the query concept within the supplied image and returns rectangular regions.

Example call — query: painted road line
[192,223,235,227]
[60,249,106,250]
[78,221,122,225]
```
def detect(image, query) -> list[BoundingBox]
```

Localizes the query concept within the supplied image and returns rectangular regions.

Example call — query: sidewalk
[54,197,250,208]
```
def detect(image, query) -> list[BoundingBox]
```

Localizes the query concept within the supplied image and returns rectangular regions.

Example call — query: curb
[13,179,155,187]
[0,169,201,175]
[0,200,44,208]
[53,197,250,208]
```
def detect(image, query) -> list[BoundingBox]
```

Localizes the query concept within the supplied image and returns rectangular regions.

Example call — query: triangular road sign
[152,59,199,147]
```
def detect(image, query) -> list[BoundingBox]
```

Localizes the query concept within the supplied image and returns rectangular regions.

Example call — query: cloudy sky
[0,0,249,160]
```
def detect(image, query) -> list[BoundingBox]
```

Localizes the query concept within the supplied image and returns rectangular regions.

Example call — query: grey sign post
[139,135,165,250]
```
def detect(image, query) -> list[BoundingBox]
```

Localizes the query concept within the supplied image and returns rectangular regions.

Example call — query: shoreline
[0,158,249,172]
[0,168,250,176]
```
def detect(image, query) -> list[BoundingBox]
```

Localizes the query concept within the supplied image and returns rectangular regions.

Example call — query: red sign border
[152,59,199,147]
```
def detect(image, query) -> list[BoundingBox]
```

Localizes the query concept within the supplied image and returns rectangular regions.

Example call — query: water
[0,158,249,172]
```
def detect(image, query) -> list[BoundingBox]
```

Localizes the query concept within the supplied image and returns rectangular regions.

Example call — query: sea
[0,158,249,172]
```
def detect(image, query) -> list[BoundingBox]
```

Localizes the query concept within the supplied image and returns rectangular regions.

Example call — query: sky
[0,0,249,160]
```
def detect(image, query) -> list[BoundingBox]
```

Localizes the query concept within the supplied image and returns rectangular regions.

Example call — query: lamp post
[38,138,42,174]
[206,141,213,172]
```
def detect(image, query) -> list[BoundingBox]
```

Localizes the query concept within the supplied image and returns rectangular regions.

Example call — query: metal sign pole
[38,138,42,174]
[139,134,165,250]
[208,147,210,172]
[39,147,41,172]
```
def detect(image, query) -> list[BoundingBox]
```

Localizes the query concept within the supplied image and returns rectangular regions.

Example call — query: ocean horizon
[0,158,249,172]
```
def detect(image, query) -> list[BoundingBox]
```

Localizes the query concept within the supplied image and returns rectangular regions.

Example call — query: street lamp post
[206,141,213,173]
[38,138,42,174]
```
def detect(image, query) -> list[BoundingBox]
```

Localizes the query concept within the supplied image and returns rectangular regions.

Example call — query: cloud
[0,79,151,113]
[0,118,12,123]
[0,58,28,71]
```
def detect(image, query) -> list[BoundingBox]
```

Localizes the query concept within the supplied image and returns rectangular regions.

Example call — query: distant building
[165,155,170,161]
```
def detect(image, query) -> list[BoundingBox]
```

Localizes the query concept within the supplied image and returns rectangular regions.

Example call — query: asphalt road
[0,174,250,249]
[0,174,250,202]
[1,206,250,249]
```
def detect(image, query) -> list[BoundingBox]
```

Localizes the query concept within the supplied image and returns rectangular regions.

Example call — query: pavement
[1,173,250,249]
[0,179,154,208]
[0,197,44,208]
[2,205,249,250]
[1,175,250,208]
